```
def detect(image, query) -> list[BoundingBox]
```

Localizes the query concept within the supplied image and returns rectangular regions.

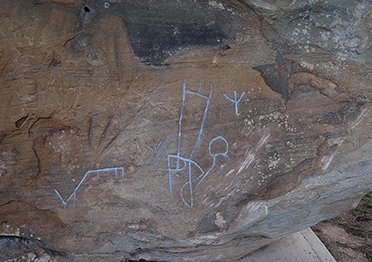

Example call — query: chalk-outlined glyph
[167,81,230,207]
[224,91,245,116]
[54,167,124,208]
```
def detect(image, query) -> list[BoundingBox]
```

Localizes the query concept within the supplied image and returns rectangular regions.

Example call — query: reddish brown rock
[0,0,371,261]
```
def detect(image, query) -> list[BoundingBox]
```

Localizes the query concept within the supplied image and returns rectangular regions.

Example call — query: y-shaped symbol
[54,167,124,208]
[223,91,245,116]
[147,134,173,166]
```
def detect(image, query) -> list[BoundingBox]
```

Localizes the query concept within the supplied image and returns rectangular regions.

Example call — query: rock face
[0,0,371,261]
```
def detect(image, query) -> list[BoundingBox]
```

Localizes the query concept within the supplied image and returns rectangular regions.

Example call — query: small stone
[27,253,36,261]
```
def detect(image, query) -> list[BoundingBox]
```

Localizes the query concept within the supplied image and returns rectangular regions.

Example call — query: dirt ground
[313,193,372,262]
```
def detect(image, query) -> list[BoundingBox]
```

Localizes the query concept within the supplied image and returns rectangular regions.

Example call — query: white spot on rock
[215,212,226,229]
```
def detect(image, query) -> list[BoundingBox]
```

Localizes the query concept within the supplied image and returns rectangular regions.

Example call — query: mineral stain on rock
[124,22,226,66]
[79,0,234,65]
[254,64,290,98]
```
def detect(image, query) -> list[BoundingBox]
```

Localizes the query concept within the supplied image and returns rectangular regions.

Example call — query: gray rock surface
[243,0,372,68]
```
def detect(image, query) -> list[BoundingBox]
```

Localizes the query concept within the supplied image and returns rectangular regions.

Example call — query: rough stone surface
[0,0,371,261]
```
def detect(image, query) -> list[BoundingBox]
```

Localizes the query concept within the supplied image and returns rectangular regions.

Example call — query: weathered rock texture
[0,0,371,261]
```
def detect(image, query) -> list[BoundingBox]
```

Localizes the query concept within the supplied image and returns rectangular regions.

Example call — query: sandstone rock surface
[0,0,371,261]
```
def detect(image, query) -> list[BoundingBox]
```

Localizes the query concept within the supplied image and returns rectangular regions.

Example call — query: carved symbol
[54,167,124,208]
[237,133,270,175]
[167,135,229,208]
[167,155,204,208]
[196,136,229,185]
[147,134,173,166]
[168,81,229,208]
[176,81,213,167]
[223,91,245,116]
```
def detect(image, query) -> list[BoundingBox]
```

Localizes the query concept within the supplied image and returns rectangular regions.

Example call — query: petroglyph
[54,167,124,208]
